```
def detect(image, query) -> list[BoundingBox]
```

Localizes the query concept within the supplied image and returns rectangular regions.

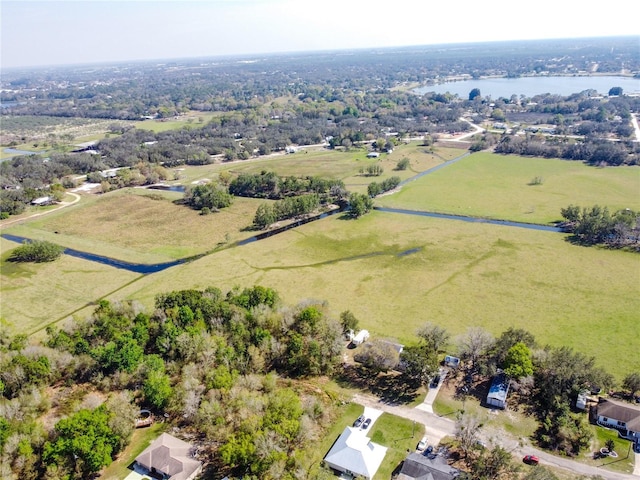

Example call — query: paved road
[351,392,638,480]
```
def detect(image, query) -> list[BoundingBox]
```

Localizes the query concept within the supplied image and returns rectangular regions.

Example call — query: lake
[414,76,640,99]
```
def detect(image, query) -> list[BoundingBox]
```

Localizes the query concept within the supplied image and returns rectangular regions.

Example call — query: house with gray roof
[397,452,460,480]
[134,433,202,480]
[596,398,640,444]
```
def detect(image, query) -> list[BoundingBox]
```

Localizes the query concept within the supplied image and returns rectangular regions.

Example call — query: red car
[523,455,540,465]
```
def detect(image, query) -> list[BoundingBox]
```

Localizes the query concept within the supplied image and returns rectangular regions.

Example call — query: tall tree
[416,322,450,354]
[503,342,534,380]
[43,406,120,478]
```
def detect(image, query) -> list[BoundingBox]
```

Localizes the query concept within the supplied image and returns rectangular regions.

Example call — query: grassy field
[2,188,264,263]
[134,111,220,133]
[110,210,639,379]
[167,142,464,194]
[2,151,638,379]
[376,153,640,224]
[0,236,141,335]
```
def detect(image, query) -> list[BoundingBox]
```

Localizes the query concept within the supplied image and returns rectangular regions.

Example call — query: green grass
[99,423,167,480]
[168,141,460,195]
[376,152,640,224]
[369,413,424,479]
[0,237,141,336]
[3,188,263,263]
[587,426,635,473]
[2,152,638,381]
[112,210,640,380]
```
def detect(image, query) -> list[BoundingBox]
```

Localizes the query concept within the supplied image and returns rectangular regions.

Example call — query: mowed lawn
[376,153,640,224]
[0,237,141,336]
[112,210,640,380]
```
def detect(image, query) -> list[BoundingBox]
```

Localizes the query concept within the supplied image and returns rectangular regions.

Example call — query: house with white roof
[323,426,387,479]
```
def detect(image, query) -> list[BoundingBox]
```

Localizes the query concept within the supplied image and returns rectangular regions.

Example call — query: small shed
[486,373,509,409]
[444,355,460,368]
[576,391,589,411]
[352,329,370,345]
[31,196,53,206]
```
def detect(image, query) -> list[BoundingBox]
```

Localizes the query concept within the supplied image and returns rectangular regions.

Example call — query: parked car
[353,415,365,428]
[430,374,441,388]
[423,445,434,457]
[417,435,428,451]
[523,455,539,465]
[362,418,372,429]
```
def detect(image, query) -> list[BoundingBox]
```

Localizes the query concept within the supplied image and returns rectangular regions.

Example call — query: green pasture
[0,236,141,336]
[112,211,640,379]
[2,188,263,263]
[376,153,640,224]
[170,142,462,194]
[2,150,638,381]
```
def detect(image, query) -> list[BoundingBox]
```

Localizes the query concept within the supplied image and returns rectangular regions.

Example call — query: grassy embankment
[1,150,638,379]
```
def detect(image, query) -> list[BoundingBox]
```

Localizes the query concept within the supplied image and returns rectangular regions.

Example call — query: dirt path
[0,192,81,230]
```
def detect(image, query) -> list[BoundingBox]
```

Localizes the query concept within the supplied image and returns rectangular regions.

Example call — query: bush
[8,240,64,263]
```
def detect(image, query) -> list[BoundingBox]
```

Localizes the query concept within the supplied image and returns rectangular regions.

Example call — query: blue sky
[2,0,639,68]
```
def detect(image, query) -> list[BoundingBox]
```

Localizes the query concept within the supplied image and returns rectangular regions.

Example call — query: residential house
[134,433,202,480]
[486,373,509,409]
[596,398,640,445]
[397,452,460,480]
[324,426,387,479]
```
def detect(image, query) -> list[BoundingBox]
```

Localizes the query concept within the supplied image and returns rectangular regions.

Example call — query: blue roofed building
[486,373,509,409]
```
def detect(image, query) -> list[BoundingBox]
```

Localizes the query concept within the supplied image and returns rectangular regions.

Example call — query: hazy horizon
[2,0,639,69]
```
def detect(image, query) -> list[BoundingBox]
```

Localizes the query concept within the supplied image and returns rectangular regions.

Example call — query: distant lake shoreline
[415,75,640,98]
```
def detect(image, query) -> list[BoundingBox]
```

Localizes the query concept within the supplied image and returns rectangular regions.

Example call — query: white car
[417,435,428,451]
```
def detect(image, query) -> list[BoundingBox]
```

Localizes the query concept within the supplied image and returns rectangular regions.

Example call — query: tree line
[560,204,640,250]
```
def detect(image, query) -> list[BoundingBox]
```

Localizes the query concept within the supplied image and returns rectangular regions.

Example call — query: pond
[414,76,640,99]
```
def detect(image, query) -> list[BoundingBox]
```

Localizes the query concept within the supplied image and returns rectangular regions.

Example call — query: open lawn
[0,236,141,336]
[376,153,640,224]
[110,210,639,379]
[369,413,423,479]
